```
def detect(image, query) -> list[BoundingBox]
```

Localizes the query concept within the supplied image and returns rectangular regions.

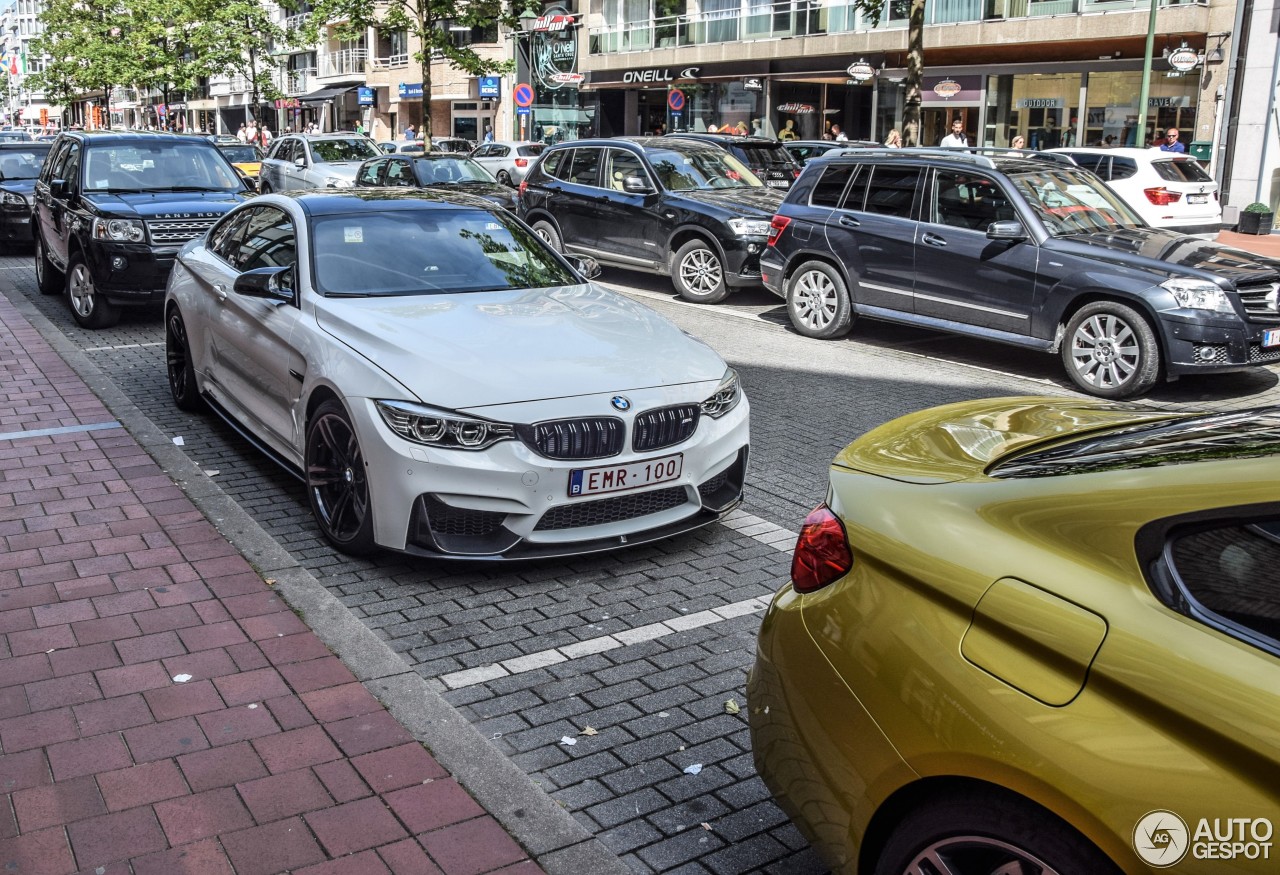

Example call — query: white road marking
[439,510,798,690]
[83,342,164,352]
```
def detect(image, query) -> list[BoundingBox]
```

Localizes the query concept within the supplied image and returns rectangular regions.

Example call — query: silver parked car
[469,140,546,186]
[258,133,382,192]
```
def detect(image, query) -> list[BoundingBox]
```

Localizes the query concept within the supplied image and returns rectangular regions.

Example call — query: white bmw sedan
[163,189,750,558]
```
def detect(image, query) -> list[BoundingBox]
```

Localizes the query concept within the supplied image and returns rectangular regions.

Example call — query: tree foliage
[848,0,924,145]
[30,0,133,114]
[299,0,519,139]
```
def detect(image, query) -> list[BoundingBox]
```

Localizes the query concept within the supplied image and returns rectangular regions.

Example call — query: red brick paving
[0,297,541,874]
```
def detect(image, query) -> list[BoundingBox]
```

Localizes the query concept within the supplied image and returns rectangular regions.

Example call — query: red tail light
[791,504,853,594]
[792,168,801,178]
[518,180,528,197]
[1143,187,1182,206]
[767,215,791,248]
[515,158,529,167]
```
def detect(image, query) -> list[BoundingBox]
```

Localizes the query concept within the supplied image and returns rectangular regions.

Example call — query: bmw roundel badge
[611,395,631,411]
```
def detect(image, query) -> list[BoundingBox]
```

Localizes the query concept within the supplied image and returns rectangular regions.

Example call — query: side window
[606,149,645,191]
[1168,517,1280,650]
[567,148,602,188]
[861,166,920,218]
[551,149,576,181]
[356,160,383,186]
[1067,154,1108,177]
[493,146,510,158]
[932,171,1008,230]
[42,141,68,182]
[227,207,295,272]
[270,139,292,162]
[385,160,414,186]
[811,164,855,207]
[1110,157,1138,180]
[208,210,253,260]
[539,149,566,179]
[60,144,82,192]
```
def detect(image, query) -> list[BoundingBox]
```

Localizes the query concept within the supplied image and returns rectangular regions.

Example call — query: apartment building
[0,0,56,128]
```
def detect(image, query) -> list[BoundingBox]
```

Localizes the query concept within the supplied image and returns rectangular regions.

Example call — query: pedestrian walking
[404,124,416,140]
[236,122,247,143]
[831,124,848,142]
[940,118,968,148]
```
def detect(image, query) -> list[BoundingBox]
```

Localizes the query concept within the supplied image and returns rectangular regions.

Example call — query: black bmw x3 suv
[33,130,252,328]
[762,147,1280,399]
[518,137,783,303]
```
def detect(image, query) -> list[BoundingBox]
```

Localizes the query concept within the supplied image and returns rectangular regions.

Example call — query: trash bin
[1189,140,1212,161]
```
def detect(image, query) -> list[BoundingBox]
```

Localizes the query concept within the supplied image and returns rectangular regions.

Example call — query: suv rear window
[735,144,794,171]
[539,149,567,179]
[517,144,546,157]
[1153,158,1213,183]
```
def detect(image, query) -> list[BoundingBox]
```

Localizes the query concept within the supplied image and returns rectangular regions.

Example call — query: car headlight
[1162,278,1234,314]
[728,217,771,236]
[700,369,741,419]
[2,191,26,206]
[376,400,516,451]
[91,217,146,243]
[324,177,352,188]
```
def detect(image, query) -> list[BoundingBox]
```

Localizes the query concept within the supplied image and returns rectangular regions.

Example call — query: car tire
[496,170,513,186]
[35,233,61,295]
[672,238,729,304]
[257,180,272,194]
[305,399,376,556]
[1061,301,1160,399]
[874,789,1123,875]
[531,220,562,252]
[165,307,205,413]
[65,251,120,329]
[786,261,853,338]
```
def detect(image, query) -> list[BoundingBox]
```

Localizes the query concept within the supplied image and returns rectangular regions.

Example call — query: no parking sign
[667,89,685,112]
[514,83,534,108]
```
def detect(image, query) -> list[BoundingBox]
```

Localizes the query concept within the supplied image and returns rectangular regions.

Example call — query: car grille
[1192,343,1280,364]
[633,405,699,453]
[522,418,623,460]
[1235,283,1280,325]
[533,486,688,531]
[422,495,506,537]
[146,217,219,244]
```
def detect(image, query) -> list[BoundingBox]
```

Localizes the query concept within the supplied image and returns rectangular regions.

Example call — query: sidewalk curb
[0,288,632,875]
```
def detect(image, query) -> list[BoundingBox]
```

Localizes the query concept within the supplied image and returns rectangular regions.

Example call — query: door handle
[213,282,228,302]
[922,232,948,247]
[837,215,860,228]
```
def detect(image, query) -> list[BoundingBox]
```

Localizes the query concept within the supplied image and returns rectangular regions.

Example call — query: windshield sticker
[344,226,363,243]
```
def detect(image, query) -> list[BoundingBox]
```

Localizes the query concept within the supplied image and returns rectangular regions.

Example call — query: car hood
[836,397,1189,484]
[316,162,365,180]
[1051,227,1280,286]
[314,283,728,409]
[677,187,785,217]
[0,179,37,195]
[81,190,248,218]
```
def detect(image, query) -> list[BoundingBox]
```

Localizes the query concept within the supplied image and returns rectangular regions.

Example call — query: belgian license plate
[767,180,790,188]
[1188,193,1209,204]
[1264,329,1280,348]
[569,454,683,497]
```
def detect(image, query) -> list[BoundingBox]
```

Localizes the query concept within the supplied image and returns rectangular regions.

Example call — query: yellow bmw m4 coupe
[749,397,1280,875]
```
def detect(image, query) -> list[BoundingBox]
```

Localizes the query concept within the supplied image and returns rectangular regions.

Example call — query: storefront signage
[1017,97,1063,108]
[551,72,585,84]
[398,82,423,99]
[933,79,962,99]
[357,86,374,106]
[621,67,700,84]
[478,76,501,97]
[777,102,815,114]
[1167,47,1199,72]
[274,98,301,109]
[533,4,580,92]
[846,61,875,82]
[1148,95,1190,107]
[742,77,763,92]
[922,75,983,106]
[530,14,576,31]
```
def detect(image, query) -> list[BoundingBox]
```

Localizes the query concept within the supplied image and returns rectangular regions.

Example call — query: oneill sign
[622,67,700,84]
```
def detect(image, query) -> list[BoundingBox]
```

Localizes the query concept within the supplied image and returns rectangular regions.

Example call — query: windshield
[83,142,243,193]
[644,147,763,191]
[218,145,263,164]
[310,138,380,163]
[310,207,579,296]
[0,146,50,179]
[1010,168,1144,236]
[412,157,496,184]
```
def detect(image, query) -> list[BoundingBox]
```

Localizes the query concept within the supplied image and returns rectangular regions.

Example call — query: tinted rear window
[860,166,920,218]
[811,164,854,207]
[518,144,546,157]
[735,145,795,171]
[1152,158,1213,183]
[1110,157,1138,180]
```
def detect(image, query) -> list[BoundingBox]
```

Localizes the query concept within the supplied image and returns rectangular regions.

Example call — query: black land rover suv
[33,130,251,328]
[762,147,1280,399]
[518,137,783,303]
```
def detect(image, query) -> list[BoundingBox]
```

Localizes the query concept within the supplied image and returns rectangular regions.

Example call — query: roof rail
[820,145,1078,168]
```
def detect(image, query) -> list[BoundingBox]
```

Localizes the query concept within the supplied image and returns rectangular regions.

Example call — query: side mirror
[293,155,307,168]
[50,178,67,197]
[986,220,1028,241]
[567,255,602,280]
[623,175,654,194]
[234,266,294,302]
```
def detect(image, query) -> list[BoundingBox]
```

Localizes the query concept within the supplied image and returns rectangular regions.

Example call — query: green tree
[299,0,518,139]
[852,0,924,145]
[30,0,133,125]
[128,0,208,118]
[195,0,286,125]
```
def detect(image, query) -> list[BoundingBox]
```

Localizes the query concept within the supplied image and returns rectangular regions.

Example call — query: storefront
[515,5,593,143]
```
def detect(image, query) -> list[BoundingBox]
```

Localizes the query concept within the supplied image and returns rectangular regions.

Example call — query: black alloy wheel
[35,233,61,295]
[305,399,376,555]
[165,308,204,412]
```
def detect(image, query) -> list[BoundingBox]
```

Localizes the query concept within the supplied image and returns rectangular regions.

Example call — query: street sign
[514,83,535,108]
[517,106,531,116]
[667,89,685,112]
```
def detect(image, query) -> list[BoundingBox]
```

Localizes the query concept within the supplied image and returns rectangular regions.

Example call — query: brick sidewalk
[0,298,541,873]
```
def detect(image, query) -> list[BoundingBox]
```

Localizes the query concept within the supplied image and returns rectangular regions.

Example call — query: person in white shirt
[831,124,848,142]
[940,119,968,148]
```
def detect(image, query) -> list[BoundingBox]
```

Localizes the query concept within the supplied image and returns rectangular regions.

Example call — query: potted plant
[1239,202,1275,235]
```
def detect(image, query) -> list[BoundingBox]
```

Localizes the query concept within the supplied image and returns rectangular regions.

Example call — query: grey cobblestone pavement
[4,251,1277,874]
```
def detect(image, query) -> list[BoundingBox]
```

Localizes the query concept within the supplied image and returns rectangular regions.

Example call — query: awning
[300,86,356,104]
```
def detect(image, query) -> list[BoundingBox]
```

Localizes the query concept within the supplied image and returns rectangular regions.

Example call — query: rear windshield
[990,407,1280,478]
[517,144,546,157]
[1152,157,1213,183]
[734,144,795,171]
[218,145,262,164]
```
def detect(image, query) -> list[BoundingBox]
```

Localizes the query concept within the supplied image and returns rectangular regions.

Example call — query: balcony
[370,52,410,70]
[318,48,367,78]
[284,67,316,95]
[284,12,310,31]
[588,0,1206,53]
